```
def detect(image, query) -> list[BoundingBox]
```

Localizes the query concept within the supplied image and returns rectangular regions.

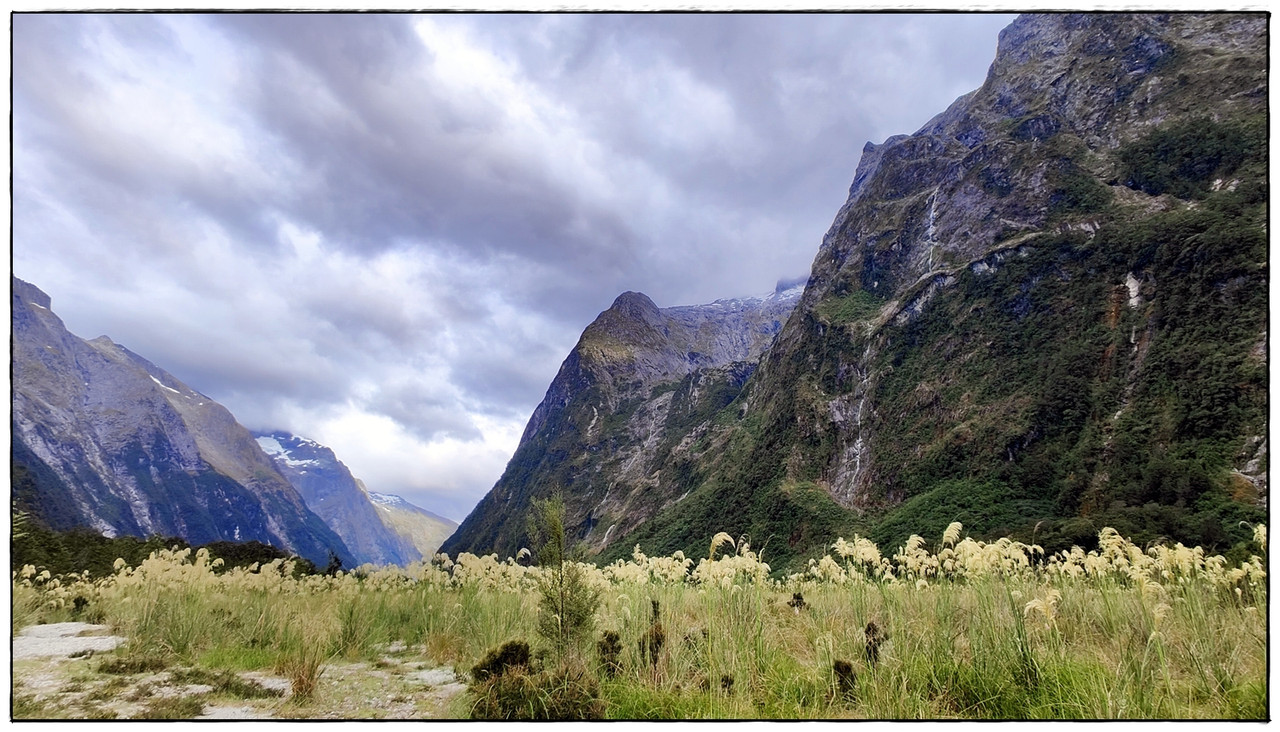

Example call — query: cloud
[12,12,1014,519]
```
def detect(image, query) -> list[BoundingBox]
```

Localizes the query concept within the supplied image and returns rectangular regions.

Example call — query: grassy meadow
[10,523,1267,720]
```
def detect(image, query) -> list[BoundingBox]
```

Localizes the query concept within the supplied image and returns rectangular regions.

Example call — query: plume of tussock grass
[709,532,735,560]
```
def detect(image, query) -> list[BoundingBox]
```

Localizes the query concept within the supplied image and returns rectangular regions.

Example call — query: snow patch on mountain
[254,435,321,468]
[369,492,408,510]
[148,374,181,395]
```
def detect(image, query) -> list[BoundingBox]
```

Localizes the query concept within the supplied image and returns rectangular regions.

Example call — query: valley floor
[11,622,469,720]
[9,527,1268,720]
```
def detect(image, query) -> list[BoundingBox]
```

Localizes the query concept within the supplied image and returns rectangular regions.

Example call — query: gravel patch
[13,623,125,659]
[241,672,292,695]
[410,667,458,686]
[199,704,276,719]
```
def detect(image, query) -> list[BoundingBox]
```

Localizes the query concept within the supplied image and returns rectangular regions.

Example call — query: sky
[11,12,1016,522]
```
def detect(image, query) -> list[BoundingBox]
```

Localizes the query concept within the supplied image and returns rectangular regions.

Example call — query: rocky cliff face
[441,285,802,558]
[11,277,354,568]
[445,13,1267,567]
[254,431,423,567]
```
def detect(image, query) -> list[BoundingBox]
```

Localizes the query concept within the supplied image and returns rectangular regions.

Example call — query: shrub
[529,497,601,659]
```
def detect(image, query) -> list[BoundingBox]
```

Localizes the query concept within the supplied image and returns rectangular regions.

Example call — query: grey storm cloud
[12,11,1015,517]
[213,14,647,277]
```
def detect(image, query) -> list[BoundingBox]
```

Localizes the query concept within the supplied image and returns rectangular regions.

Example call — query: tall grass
[10,525,1267,719]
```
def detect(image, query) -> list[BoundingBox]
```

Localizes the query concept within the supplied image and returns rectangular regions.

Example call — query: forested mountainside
[11,277,354,568]
[446,13,1267,570]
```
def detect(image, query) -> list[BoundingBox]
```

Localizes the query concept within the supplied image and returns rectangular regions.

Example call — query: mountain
[365,486,458,560]
[253,431,424,567]
[11,277,355,568]
[445,12,1268,568]
[441,284,803,558]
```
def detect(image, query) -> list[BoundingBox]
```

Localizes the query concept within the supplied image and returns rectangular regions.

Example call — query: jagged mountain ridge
[254,431,426,566]
[11,277,354,568]
[445,12,1267,568]
[441,284,803,558]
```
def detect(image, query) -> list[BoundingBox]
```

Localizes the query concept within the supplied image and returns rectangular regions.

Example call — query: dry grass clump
[168,668,282,699]
[469,662,605,720]
[788,592,807,611]
[133,695,205,719]
[274,622,331,700]
[99,655,170,675]
[864,621,885,667]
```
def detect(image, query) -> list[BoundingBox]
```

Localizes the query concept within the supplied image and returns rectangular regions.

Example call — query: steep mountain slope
[441,285,803,558]
[366,486,458,560]
[616,12,1267,566]
[445,13,1267,569]
[11,277,354,568]
[254,431,422,567]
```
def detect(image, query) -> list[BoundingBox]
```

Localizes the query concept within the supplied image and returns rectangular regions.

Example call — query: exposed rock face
[11,277,353,568]
[254,431,423,567]
[447,13,1267,566]
[366,487,458,560]
[441,285,802,559]
[758,12,1267,511]
[805,13,1267,311]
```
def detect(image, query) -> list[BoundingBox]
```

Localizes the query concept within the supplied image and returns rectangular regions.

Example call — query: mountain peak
[607,291,663,328]
[13,276,52,309]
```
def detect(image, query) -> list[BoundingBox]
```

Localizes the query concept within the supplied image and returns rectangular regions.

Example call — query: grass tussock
[98,655,170,675]
[469,655,604,721]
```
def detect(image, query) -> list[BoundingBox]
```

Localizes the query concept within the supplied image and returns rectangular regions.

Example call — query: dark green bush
[471,640,532,683]
[1118,116,1265,199]
[469,661,604,720]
